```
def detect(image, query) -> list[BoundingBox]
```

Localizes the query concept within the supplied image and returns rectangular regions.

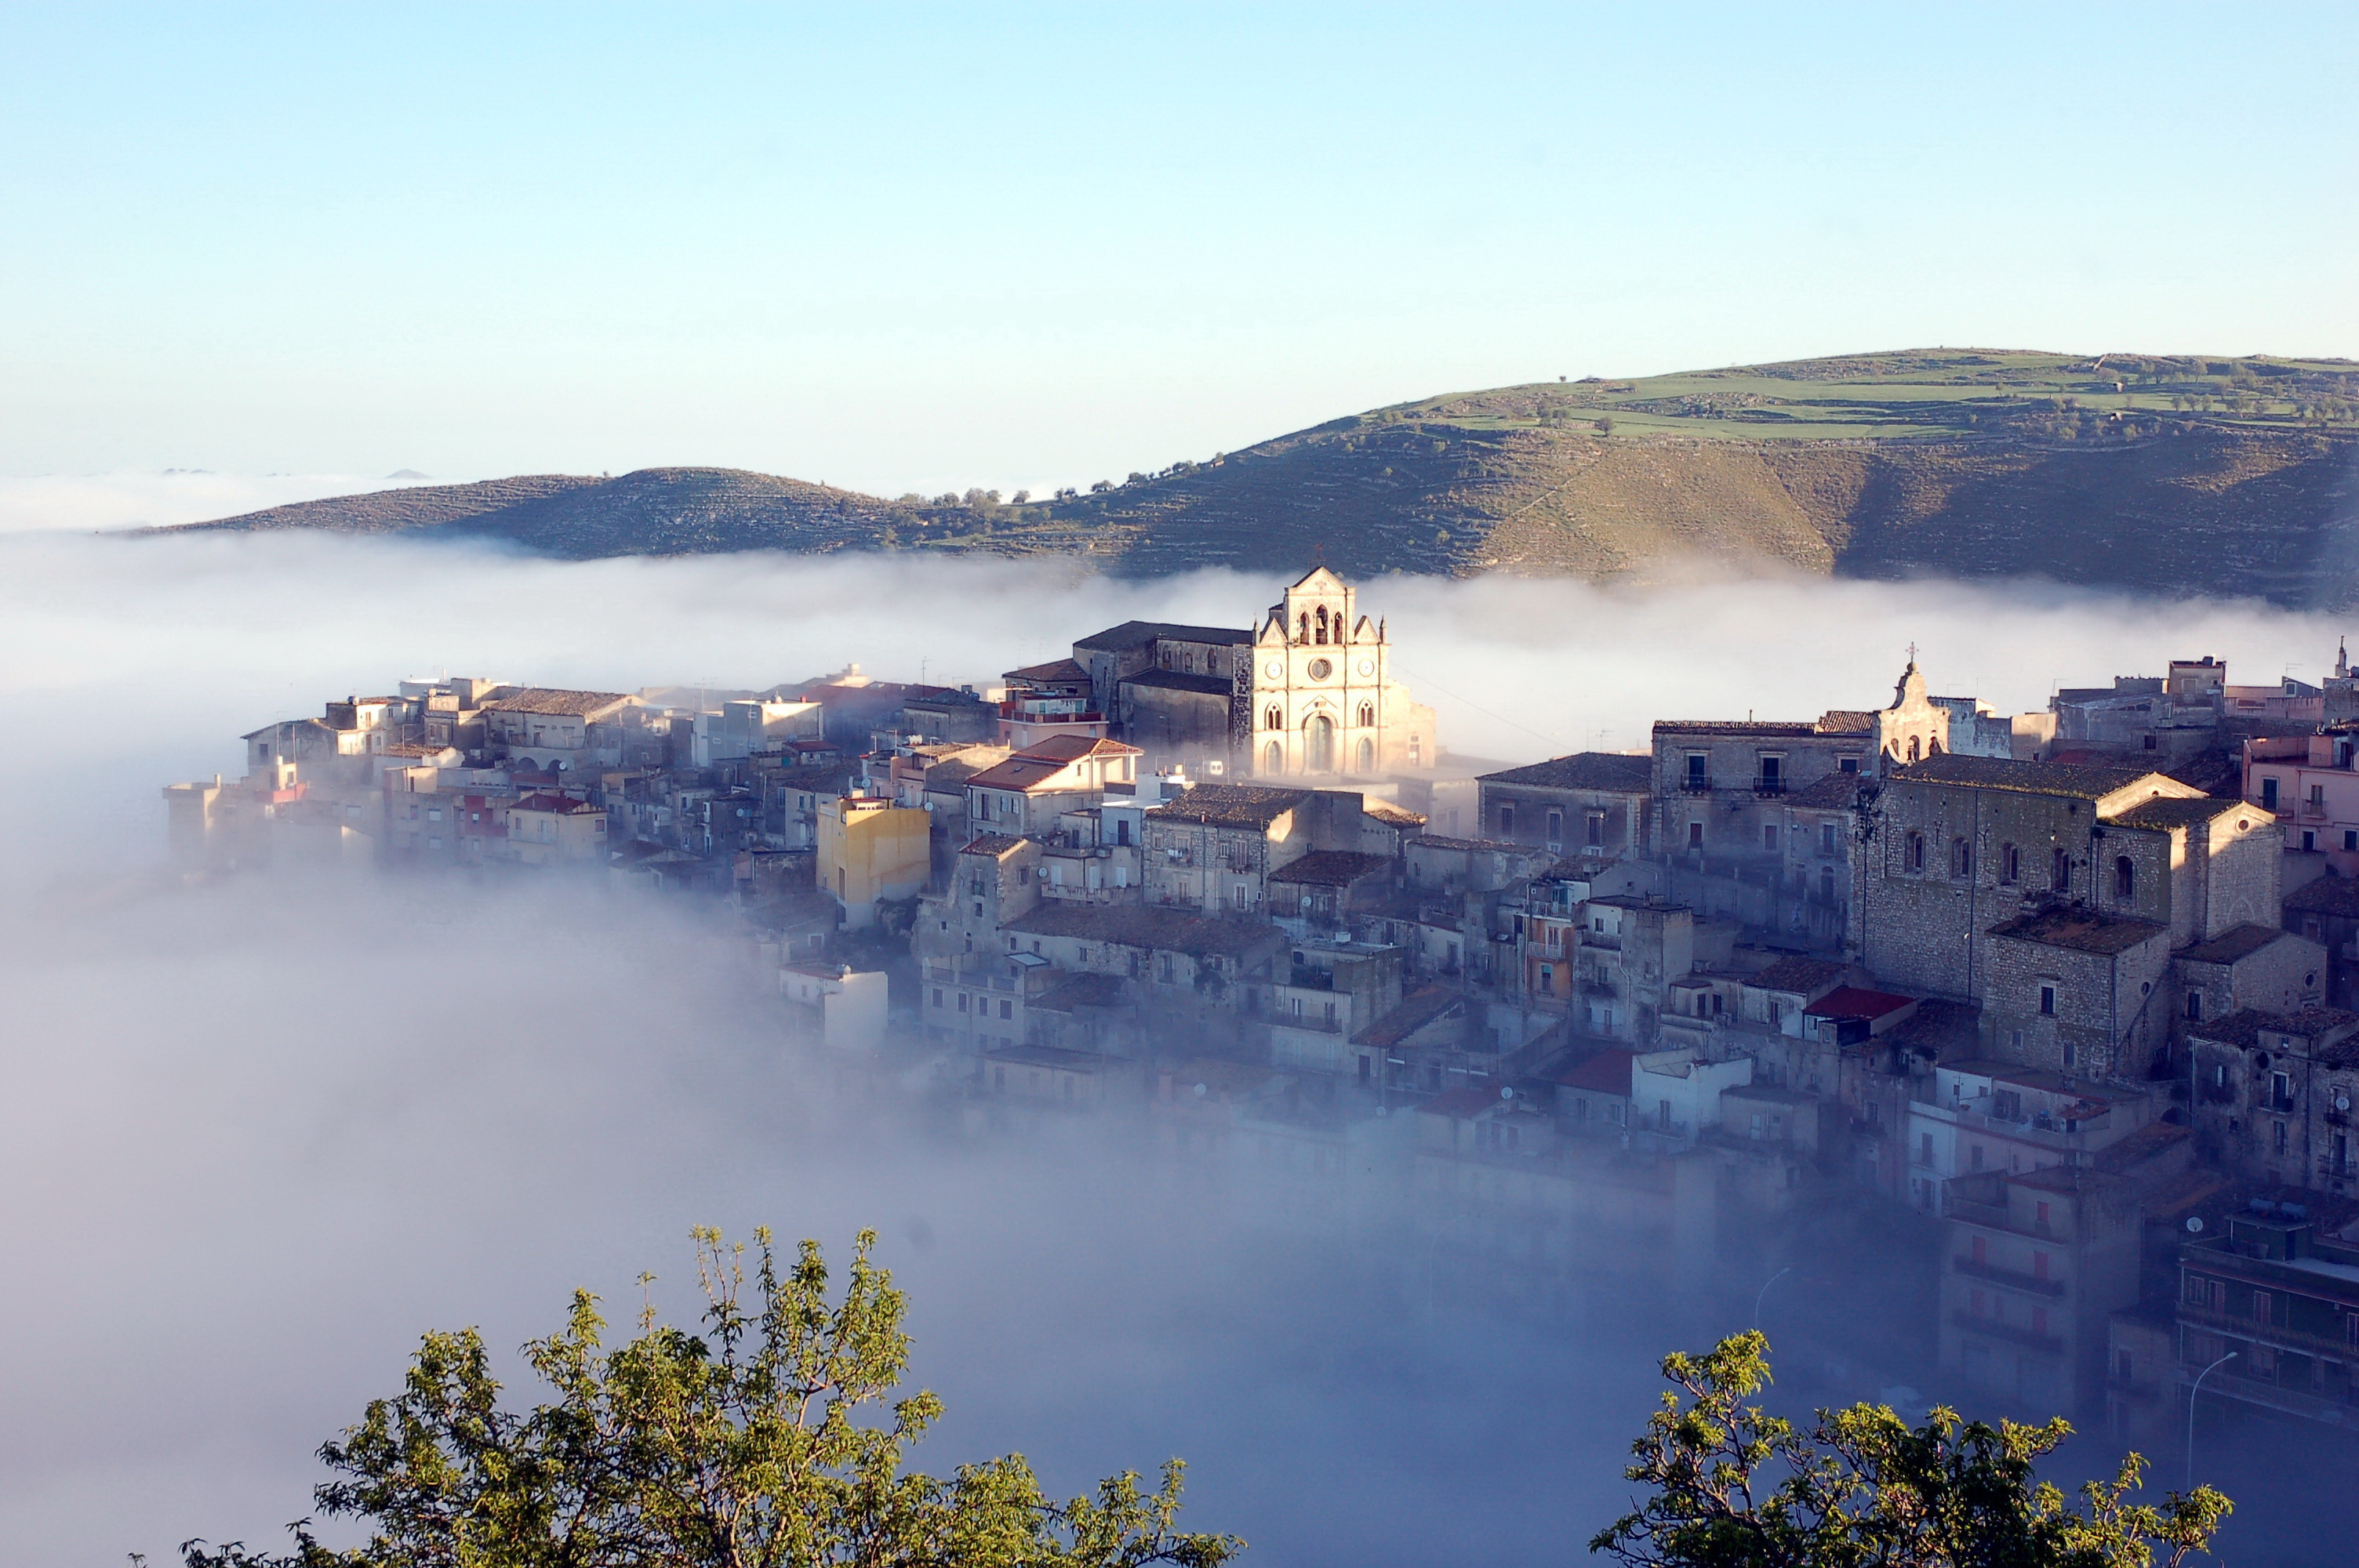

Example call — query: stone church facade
[1243,568,1437,781]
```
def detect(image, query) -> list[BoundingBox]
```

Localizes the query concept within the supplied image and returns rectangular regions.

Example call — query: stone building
[2186,1007,2359,1192]
[1069,620,1252,762]
[2284,873,2359,1011]
[1141,782,1379,916]
[1474,752,1653,864]
[1860,754,2282,1072]
[1247,568,1437,780]
[1651,660,1950,877]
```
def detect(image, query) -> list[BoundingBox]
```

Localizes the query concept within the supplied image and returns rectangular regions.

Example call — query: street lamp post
[2186,1349,2237,1490]
[1754,1267,1791,1331]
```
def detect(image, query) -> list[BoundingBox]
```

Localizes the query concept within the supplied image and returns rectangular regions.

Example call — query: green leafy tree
[1592,1332,2227,1568]
[176,1229,1239,1568]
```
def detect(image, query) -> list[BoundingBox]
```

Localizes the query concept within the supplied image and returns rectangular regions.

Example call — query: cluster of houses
[163,568,2359,1446]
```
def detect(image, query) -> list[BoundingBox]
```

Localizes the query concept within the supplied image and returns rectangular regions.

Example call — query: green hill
[156,349,2359,605]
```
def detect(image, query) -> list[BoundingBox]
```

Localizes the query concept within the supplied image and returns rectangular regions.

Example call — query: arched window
[1952,837,1972,878]
[1314,606,1329,644]
[1263,740,1283,774]
[1906,832,1925,872]
[1297,612,1309,643]
[1906,736,1921,763]
[2052,848,2071,894]
[1355,737,1375,772]
[1357,702,1375,728]
[1999,843,2019,884]
[1263,706,1281,732]
[1305,713,1336,771]
[2114,855,2135,900]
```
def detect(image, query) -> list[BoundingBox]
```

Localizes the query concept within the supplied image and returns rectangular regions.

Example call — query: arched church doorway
[1305,713,1336,771]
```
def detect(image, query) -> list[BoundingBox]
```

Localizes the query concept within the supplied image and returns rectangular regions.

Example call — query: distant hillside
[156,350,2359,605]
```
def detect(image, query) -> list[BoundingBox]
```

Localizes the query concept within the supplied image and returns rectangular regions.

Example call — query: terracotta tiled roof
[1147,784,1310,829]
[1072,619,1252,652]
[1746,956,1848,995]
[1478,753,1652,792]
[2286,875,2359,917]
[1003,903,1283,959]
[1267,851,1394,887]
[1890,754,2161,800]
[2178,924,2298,966]
[1986,907,2168,955]
[486,688,635,717]
[1352,985,1467,1048]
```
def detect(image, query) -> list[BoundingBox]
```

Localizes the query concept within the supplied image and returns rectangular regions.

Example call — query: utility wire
[1388,659,1579,755]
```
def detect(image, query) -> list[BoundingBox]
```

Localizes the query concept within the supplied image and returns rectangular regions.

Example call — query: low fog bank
[0,871,1673,1564]
[0,472,448,537]
[5,531,2353,884]
[5,533,2358,1564]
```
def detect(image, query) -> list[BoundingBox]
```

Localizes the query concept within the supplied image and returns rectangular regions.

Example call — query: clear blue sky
[3,2,2353,496]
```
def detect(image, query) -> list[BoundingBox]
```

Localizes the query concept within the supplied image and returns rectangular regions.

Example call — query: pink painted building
[2245,730,2359,871]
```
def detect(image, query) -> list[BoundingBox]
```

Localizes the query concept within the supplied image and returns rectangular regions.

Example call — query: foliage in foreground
[174,1228,1238,1568]
[1593,1332,2229,1568]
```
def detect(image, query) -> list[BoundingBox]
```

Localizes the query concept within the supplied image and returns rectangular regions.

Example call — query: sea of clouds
[1,528,2352,1566]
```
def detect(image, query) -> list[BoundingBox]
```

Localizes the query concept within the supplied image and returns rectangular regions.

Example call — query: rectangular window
[957,993,969,1013]
[2275,1120,2290,1154]
[1969,1143,1984,1171]
[1685,753,1707,786]
[1820,821,1838,856]
[1688,821,1704,851]
[931,988,943,1007]
[2039,984,2057,1017]
[2035,1200,2051,1226]
[1918,1132,1933,1165]
[2253,1290,2274,1325]
[1762,824,1779,852]
[1546,808,1563,846]
[1838,756,1859,774]
[2262,776,2280,810]
[1499,803,1514,835]
[2032,1250,2050,1279]
[1586,812,1604,846]
[998,999,1012,1020]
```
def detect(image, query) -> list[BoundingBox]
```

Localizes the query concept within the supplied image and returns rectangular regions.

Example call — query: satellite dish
[1192,1083,1207,1098]
[1500,1086,1514,1101]
[2186,1217,2205,1234]
[2338,1092,2352,1113]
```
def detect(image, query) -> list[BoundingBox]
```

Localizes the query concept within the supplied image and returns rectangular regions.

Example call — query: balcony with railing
[1952,1254,2067,1298]
[1751,775,1787,797]
[1677,775,1714,794]
[1949,1311,2063,1356]
[2179,1302,2357,1362]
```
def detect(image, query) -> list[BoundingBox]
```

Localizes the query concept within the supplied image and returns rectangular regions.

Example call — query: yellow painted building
[818,794,931,928]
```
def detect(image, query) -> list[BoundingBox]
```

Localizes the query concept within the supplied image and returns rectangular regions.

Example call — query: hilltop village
[167,566,2359,1443]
